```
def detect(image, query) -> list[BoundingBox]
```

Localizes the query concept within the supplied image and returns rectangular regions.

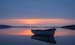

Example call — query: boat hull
[31,29,56,36]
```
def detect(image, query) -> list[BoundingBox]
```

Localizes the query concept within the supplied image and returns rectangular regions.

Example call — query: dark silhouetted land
[61,25,75,30]
[0,25,12,29]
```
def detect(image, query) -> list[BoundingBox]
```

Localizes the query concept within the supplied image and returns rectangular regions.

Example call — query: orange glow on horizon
[0,18,75,25]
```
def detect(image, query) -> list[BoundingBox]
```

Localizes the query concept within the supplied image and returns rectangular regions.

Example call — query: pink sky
[0,18,75,26]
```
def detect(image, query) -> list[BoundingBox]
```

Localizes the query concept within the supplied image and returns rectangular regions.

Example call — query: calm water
[0,28,75,45]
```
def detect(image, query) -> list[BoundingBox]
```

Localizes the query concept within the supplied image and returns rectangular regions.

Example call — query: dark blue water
[0,28,75,45]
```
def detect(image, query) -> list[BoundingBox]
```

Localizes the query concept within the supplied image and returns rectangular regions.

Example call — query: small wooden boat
[31,28,56,36]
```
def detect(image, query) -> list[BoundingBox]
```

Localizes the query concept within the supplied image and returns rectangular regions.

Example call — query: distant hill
[61,25,75,30]
[0,25,12,29]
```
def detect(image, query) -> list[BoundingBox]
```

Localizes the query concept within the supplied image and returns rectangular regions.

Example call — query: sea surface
[0,28,75,45]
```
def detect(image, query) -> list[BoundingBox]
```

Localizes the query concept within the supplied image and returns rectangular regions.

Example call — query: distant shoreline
[0,24,75,30]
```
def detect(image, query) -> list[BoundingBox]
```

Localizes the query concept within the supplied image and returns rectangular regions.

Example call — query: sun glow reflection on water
[0,28,75,36]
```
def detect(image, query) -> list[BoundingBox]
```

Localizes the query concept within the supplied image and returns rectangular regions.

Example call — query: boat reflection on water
[31,35,56,44]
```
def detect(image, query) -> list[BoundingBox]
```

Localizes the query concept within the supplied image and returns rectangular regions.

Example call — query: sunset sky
[0,0,75,45]
[0,0,75,26]
[0,0,75,19]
